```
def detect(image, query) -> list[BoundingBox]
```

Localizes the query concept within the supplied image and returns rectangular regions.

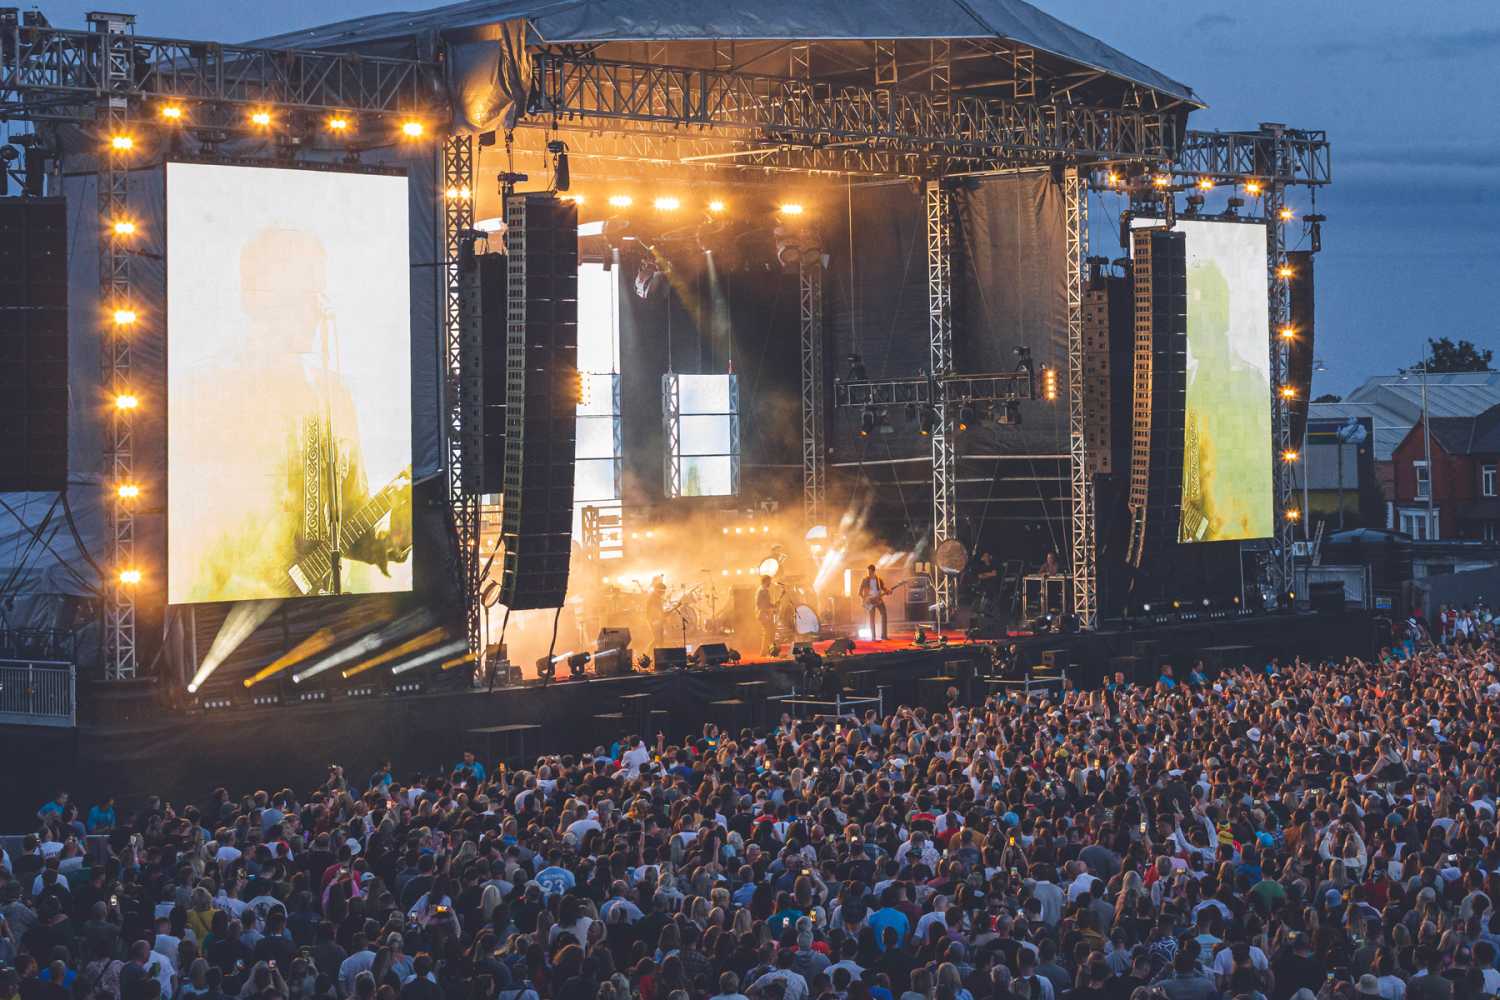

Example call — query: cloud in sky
[1191,13,1238,31]
[1313,26,1500,59]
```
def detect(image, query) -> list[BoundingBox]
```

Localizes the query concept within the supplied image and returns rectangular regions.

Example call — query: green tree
[1416,337,1494,373]
[1313,393,1342,403]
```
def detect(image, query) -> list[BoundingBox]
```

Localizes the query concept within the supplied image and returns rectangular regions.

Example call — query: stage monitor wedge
[499,193,579,611]
[0,198,68,492]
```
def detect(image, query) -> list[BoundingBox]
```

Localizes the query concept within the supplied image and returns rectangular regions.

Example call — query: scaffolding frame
[94,11,135,680]
[799,261,826,529]
[1063,166,1095,629]
[925,180,956,622]
[442,135,481,654]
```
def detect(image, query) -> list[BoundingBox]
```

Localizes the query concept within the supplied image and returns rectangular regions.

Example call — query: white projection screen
[1175,218,1274,543]
[166,162,413,604]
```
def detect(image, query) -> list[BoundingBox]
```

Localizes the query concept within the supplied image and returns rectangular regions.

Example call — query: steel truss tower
[1063,167,1096,629]
[925,181,956,622]
[799,261,826,529]
[94,11,136,680]
[442,135,481,654]
[1265,178,1295,589]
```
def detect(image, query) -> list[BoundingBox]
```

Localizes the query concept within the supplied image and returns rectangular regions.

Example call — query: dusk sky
[59,0,1500,396]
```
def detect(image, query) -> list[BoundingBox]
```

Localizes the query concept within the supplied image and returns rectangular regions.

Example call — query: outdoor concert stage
[0,610,1371,826]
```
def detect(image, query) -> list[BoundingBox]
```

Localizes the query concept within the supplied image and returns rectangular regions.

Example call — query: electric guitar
[286,470,412,596]
[862,578,914,610]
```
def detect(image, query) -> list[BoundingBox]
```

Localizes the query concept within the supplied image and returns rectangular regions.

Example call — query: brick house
[1390,403,1500,540]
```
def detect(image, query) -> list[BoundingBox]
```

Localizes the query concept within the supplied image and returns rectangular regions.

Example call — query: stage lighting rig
[918,406,938,437]
[547,138,570,192]
[956,401,975,431]
[858,406,878,437]
[566,651,591,679]
[846,354,867,382]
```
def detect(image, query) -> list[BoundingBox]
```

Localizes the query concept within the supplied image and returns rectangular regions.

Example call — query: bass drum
[793,604,820,636]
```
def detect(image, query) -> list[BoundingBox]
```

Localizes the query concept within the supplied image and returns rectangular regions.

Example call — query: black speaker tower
[0,198,68,491]
[1126,228,1187,566]
[499,194,579,610]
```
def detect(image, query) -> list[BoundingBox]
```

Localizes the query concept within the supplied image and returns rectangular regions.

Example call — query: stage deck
[0,611,1371,828]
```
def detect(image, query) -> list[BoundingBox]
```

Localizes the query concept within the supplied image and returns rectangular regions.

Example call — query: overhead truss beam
[533,51,1179,166]
[1172,126,1331,186]
[0,13,434,121]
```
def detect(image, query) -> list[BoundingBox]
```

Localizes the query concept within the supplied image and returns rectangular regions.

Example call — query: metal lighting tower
[1064,167,1096,629]
[799,260,826,529]
[925,180,956,623]
[442,134,481,655]
[94,10,136,680]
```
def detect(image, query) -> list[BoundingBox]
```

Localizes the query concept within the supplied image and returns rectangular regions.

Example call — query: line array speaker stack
[0,198,68,491]
[499,194,579,610]
[1285,250,1315,449]
[1126,228,1187,566]
[457,249,512,496]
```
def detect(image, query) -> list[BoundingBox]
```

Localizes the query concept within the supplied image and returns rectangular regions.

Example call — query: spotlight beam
[340,626,448,679]
[243,627,336,688]
[188,599,283,693]
[390,639,469,676]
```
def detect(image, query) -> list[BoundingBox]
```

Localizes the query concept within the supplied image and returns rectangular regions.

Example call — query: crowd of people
[4,609,1500,1000]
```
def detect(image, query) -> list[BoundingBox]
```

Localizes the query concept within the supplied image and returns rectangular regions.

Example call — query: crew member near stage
[647,576,668,647]
[860,564,892,642]
[755,575,777,655]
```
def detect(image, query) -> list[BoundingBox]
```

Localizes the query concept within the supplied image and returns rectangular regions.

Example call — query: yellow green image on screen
[1176,219,1273,543]
[166,162,414,604]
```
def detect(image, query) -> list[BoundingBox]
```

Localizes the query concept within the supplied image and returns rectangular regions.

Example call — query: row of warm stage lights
[560,193,805,217]
[108,102,432,149]
[1106,171,1298,218]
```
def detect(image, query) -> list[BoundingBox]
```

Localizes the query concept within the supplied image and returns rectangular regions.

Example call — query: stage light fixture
[116,483,140,499]
[608,194,633,208]
[1151,174,1170,189]
[1245,180,1263,196]
[1285,508,1301,522]
[846,353,867,382]
[779,203,805,215]
[401,120,425,138]
[250,110,271,127]
[559,193,584,204]
[158,104,183,121]
[653,196,680,211]
[957,402,975,431]
[708,200,726,213]
[918,406,938,437]
[1197,177,1215,191]
[327,115,350,132]
[1105,170,1121,187]
[1280,385,1297,399]
[1041,366,1059,401]
[1278,207,1295,222]
[112,308,137,326]
[1283,449,1299,463]
[859,406,877,437]
[114,393,139,410]
[112,220,135,236]
[1277,264,1294,279]
[1279,325,1296,340]
[109,134,133,151]
[118,568,142,585]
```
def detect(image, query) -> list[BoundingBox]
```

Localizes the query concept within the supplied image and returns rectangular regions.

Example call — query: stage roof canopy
[252,0,1197,105]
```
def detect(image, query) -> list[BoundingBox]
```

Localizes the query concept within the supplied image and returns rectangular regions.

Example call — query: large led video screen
[166,162,413,604]
[1176,219,1273,543]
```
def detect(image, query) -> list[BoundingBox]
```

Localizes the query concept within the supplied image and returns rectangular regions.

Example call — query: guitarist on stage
[860,564,892,642]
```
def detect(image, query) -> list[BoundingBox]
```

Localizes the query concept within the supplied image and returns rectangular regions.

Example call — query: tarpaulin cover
[251,0,1194,104]
[448,18,532,133]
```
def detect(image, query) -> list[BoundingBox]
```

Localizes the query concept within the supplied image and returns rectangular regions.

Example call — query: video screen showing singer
[167,164,414,604]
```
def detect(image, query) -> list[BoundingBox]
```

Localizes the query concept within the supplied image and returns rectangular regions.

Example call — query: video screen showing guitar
[167,163,414,603]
